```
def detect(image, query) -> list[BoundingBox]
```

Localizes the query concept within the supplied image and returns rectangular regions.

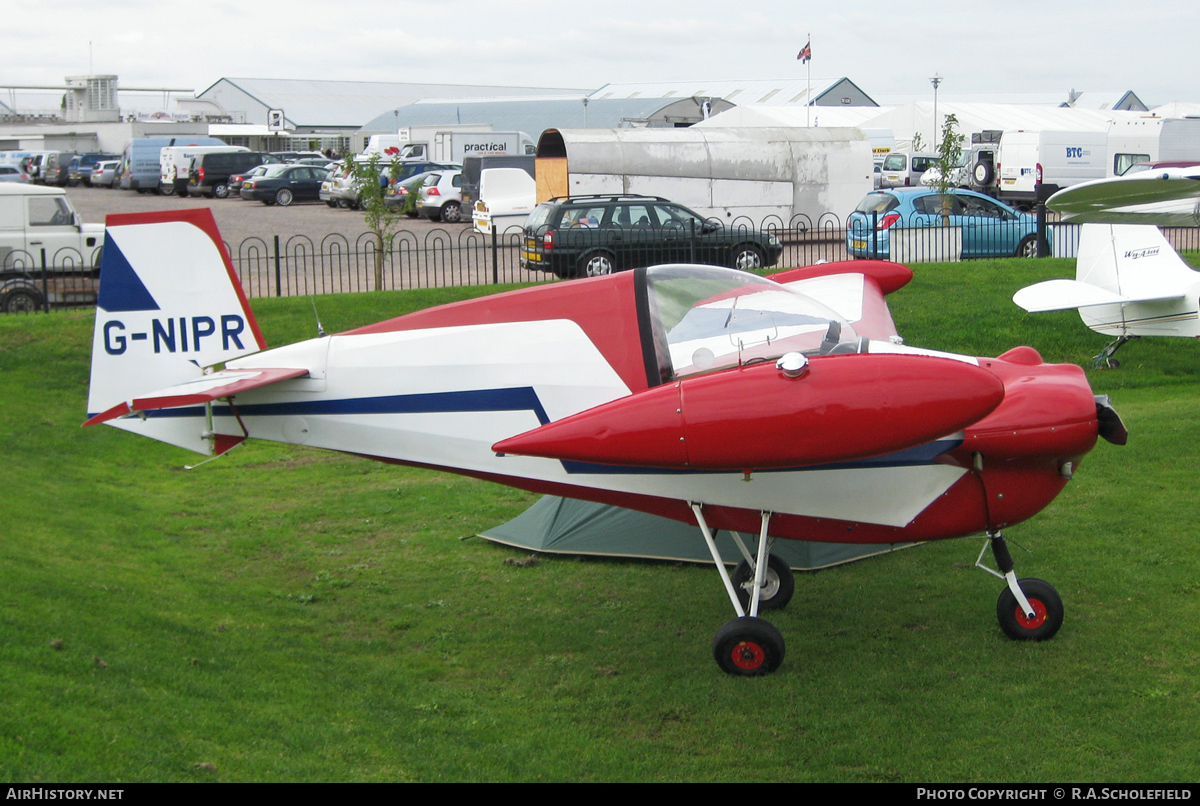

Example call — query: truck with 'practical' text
[397,130,535,164]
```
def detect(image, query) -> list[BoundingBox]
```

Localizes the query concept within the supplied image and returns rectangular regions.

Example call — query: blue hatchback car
[846,188,1043,259]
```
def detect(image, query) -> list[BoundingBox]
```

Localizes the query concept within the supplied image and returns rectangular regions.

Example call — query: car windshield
[261,164,292,178]
[644,265,861,382]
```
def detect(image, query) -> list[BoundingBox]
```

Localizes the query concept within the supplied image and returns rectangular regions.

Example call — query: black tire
[731,554,795,612]
[731,245,764,272]
[326,200,337,208]
[973,162,994,186]
[997,578,1063,641]
[440,201,462,223]
[213,183,230,200]
[712,617,785,676]
[336,198,352,209]
[274,188,293,206]
[160,183,175,196]
[1016,235,1038,258]
[1,288,44,313]
[578,251,615,278]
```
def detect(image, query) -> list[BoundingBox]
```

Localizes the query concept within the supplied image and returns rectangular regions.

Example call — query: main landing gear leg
[975,531,1064,641]
[1092,335,1137,369]
[692,504,787,676]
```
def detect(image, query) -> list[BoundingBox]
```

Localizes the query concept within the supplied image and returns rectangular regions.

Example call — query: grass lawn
[1,260,1197,782]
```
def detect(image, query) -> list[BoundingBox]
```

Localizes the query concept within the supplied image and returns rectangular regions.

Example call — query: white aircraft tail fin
[86,209,267,454]
[1014,223,1194,313]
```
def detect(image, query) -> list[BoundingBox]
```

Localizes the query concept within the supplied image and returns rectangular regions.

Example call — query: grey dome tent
[481,496,916,570]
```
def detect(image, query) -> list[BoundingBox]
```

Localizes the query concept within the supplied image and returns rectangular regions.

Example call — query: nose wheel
[978,532,1064,641]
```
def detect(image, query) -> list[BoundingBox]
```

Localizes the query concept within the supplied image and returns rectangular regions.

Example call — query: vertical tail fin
[86,209,265,453]
[1076,223,1199,298]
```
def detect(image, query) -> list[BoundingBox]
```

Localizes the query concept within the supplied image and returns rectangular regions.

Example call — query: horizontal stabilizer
[1013,279,1183,313]
[84,367,309,426]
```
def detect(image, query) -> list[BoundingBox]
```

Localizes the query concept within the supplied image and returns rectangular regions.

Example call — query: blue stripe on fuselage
[90,386,959,473]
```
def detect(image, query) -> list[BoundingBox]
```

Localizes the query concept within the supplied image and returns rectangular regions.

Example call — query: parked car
[188,151,280,198]
[68,153,119,187]
[520,194,784,278]
[240,164,327,205]
[845,188,1043,260]
[89,160,121,188]
[39,153,76,187]
[384,171,438,215]
[0,165,30,184]
[228,165,271,197]
[414,170,465,222]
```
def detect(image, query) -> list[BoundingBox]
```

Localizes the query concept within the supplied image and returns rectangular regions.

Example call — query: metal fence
[5,214,1200,314]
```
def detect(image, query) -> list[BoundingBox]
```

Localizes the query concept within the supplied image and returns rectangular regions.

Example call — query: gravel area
[63,184,471,247]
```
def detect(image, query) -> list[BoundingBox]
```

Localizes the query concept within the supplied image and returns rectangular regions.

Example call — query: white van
[995,130,1107,208]
[879,151,938,188]
[160,145,248,196]
[0,184,103,271]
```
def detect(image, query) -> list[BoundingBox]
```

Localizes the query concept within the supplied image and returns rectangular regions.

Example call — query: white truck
[988,130,1108,209]
[1106,117,1200,175]
[0,184,104,312]
[159,145,249,197]
[411,131,535,163]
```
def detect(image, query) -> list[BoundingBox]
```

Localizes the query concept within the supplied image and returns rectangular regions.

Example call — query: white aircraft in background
[1014,223,1200,367]
[1047,163,1200,227]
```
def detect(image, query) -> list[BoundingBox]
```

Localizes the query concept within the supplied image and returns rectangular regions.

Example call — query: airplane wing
[1048,167,1200,225]
[1013,279,1185,313]
[768,260,912,342]
[84,367,309,426]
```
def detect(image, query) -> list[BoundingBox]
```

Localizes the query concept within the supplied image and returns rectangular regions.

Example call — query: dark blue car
[847,188,1043,259]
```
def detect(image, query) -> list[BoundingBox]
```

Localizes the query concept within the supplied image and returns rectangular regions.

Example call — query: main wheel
[997,578,1063,641]
[712,617,785,676]
[440,201,462,223]
[214,183,230,200]
[160,183,175,196]
[578,252,615,278]
[731,554,795,612]
[326,199,337,208]
[275,188,293,206]
[1016,235,1038,258]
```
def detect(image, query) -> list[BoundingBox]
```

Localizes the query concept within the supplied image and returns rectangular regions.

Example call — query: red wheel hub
[731,641,765,670]
[1015,598,1047,629]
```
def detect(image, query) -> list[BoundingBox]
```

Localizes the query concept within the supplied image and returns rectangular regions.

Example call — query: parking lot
[63,184,468,247]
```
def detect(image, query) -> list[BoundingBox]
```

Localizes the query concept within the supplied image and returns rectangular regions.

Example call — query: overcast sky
[7,0,1199,109]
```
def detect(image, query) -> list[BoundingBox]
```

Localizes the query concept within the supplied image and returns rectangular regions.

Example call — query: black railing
[5,215,1200,314]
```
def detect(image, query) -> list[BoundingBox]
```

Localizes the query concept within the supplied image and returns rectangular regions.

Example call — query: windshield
[644,266,861,382]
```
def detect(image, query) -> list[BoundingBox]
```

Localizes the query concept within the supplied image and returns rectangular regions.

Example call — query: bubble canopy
[642,265,862,383]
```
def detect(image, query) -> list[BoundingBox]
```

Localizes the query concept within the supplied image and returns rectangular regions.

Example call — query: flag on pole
[797,40,811,63]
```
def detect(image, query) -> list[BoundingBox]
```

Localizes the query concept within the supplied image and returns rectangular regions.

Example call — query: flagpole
[806,32,811,127]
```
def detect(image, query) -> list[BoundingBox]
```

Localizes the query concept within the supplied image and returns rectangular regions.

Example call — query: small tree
[911,131,926,152]
[348,154,405,291]
[933,114,965,223]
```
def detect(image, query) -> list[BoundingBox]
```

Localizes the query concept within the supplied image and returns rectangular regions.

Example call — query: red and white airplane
[85,209,1126,676]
